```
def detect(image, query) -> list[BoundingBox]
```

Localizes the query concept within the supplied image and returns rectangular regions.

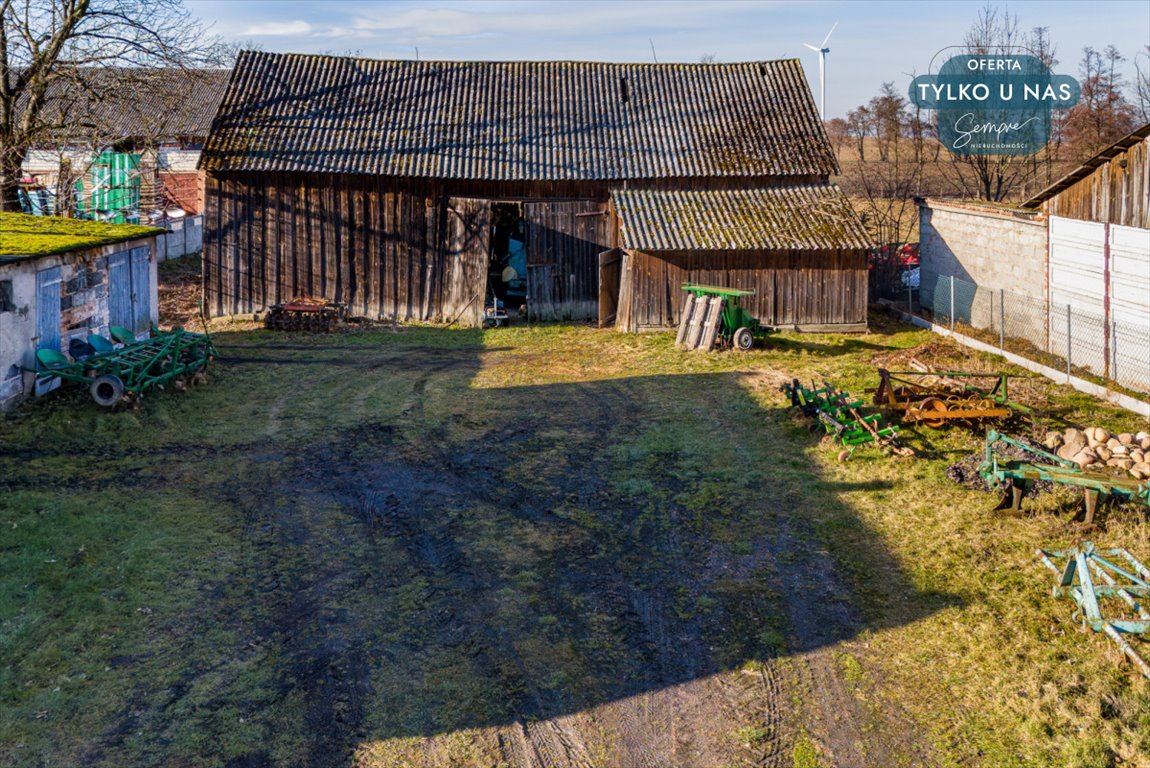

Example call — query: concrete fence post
[999,289,1005,353]
[907,283,913,315]
[1066,304,1072,380]
[949,275,955,331]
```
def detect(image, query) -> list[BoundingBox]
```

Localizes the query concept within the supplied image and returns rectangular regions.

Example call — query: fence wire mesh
[920,274,1150,395]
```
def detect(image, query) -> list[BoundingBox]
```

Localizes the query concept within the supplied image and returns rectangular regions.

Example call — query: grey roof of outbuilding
[26,68,230,144]
[611,185,872,251]
[200,51,837,180]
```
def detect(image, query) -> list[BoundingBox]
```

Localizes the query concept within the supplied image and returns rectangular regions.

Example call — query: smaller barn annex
[0,215,161,409]
[199,51,870,330]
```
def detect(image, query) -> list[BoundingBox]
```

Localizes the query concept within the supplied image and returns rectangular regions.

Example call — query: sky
[185,0,1150,120]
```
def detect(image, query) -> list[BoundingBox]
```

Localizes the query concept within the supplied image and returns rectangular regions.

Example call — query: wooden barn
[199,51,870,329]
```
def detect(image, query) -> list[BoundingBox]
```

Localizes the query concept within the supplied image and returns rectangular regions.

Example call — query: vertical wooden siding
[1043,138,1149,228]
[205,172,492,324]
[524,201,610,320]
[617,249,867,331]
[203,173,613,325]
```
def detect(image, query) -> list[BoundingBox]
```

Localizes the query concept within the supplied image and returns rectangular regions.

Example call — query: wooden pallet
[677,295,725,351]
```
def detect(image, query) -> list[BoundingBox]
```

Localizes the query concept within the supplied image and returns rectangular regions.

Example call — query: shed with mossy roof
[199,50,871,330]
[0,213,161,409]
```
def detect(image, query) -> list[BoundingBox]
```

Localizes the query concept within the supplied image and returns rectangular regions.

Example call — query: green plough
[35,327,217,408]
[979,429,1150,524]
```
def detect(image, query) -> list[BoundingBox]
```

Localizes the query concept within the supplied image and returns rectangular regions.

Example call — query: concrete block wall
[918,200,1047,340]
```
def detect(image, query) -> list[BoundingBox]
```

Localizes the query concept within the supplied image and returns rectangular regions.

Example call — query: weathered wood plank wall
[524,201,610,320]
[1041,138,1149,228]
[205,172,493,323]
[203,172,614,325]
[617,249,868,331]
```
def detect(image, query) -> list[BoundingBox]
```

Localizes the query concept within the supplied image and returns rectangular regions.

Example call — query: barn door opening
[489,203,527,319]
[443,197,491,327]
[598,248,622,327]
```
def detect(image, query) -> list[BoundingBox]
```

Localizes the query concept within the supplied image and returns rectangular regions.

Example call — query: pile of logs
[1043,427,1150,480]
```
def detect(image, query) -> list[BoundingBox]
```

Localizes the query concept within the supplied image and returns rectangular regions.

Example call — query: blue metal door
[35,267,62,352]
[108,251,133,332]
[129,247,152,333]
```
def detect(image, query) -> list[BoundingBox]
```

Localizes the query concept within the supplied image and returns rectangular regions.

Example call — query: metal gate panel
[35,267,62,353]
[1049,216,1106,317]
[1048,216,1106,373]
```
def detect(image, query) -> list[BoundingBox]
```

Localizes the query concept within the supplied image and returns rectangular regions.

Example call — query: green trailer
[676,283,769,351]
[35,327,216,408]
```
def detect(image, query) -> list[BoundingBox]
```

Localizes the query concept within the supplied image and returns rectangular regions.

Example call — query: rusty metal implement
[1037,542,1150,679]
[265,298,348,332]
[872,368,1030,427]
[979,430,1150,524]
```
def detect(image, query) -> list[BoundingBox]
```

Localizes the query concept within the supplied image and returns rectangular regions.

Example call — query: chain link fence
[906,273,1150,395]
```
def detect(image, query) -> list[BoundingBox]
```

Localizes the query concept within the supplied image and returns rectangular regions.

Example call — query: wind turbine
[804,22,837,120]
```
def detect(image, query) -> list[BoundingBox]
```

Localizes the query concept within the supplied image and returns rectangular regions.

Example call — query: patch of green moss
[0,212,161,259]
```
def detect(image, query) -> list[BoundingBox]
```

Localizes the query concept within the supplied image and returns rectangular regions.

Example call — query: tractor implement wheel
[732,327,754,352]
[90,374,125,408]
[916,397,949,428]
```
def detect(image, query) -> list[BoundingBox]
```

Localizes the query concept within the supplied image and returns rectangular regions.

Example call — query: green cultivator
[783,379,907,459]
[35,327,217,408]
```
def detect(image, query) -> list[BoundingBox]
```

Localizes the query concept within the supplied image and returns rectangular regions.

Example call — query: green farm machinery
[676,283,769,352]
[34,327,217,408]
[1037,542,1150,679]
[979,430,1150,524]
[783,378,908,460]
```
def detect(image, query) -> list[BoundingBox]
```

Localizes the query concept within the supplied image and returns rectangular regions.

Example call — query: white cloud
[242,20,316,37]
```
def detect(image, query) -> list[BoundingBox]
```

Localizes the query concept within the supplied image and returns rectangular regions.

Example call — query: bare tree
[1062,45,1138,158]
[846,105,872,161]
[1136,45,1150,123]
[1,0,225,211]
[1131,45,1150,121]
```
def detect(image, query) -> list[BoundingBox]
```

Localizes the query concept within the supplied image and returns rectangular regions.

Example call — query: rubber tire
[732,326,754,352]
[90,374,125,408]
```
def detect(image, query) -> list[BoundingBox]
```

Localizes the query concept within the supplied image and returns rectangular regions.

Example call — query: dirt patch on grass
[158,255,206,331]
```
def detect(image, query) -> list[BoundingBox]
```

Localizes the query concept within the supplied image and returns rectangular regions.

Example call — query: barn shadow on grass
[86,327,959,767]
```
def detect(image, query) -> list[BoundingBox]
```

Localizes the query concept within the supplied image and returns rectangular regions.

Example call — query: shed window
[0,280,14,312]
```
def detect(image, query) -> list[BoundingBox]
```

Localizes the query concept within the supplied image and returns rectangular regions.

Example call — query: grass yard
[2,313,1150,768]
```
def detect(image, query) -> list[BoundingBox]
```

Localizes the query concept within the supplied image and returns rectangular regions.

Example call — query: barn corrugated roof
[611,185,871,251]
[200,51,837,180]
